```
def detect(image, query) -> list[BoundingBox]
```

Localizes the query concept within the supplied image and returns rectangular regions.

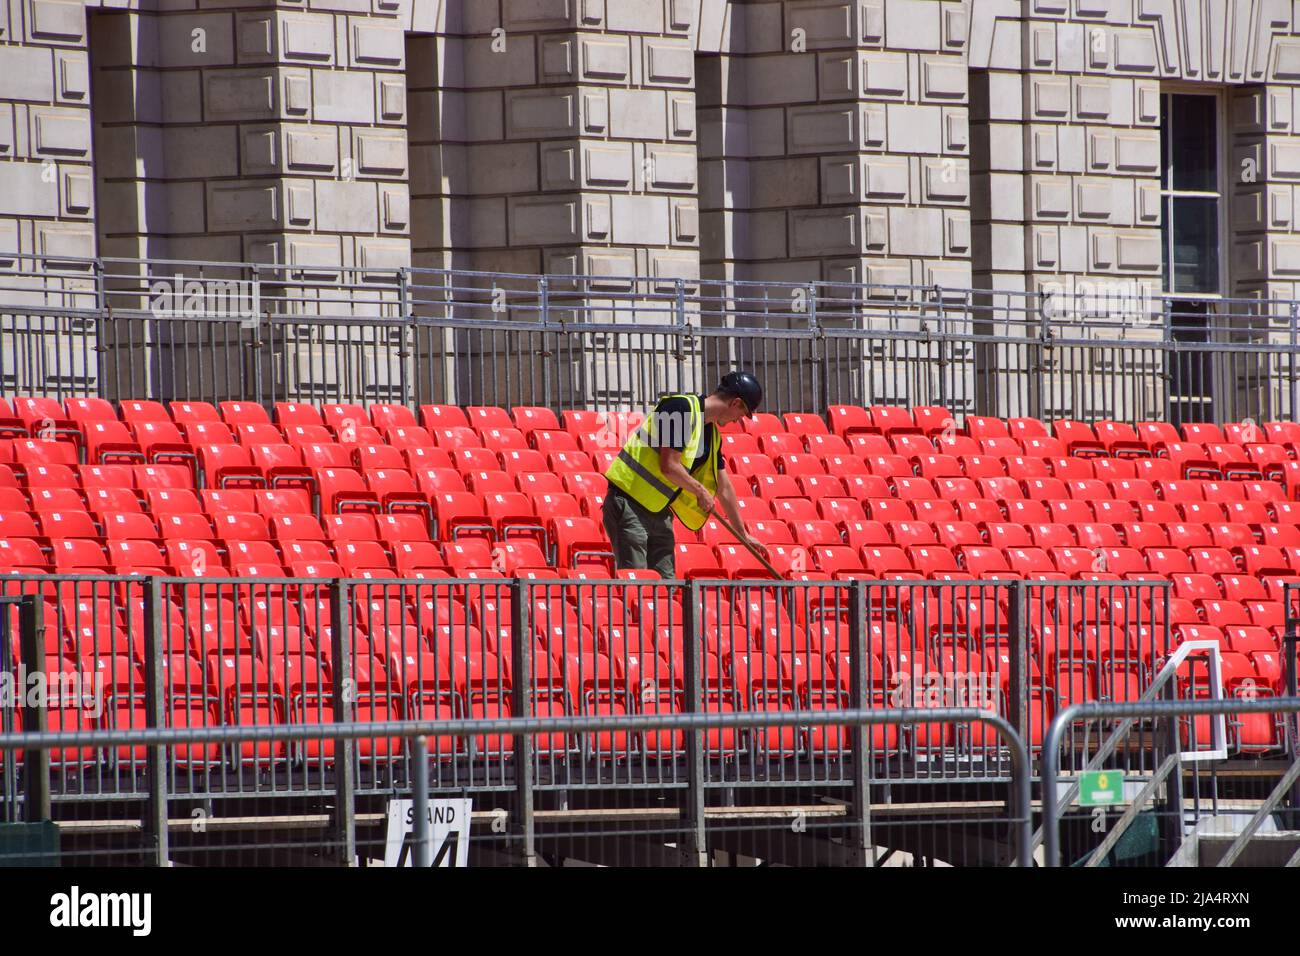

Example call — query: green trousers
[601,490,676,579]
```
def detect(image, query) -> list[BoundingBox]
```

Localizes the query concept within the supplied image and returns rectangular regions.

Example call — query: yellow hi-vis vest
[604,394,718,530]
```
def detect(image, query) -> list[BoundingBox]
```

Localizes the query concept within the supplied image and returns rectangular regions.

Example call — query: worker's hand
[694,487,715,516]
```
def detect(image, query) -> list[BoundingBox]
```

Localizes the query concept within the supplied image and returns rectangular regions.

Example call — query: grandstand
[0,381,1297,867]
[6,0,1300,888]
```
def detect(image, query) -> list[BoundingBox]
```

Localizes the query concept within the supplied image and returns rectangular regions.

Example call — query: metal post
[1035,290,1050,420]
[1290,302,1299,423]
[0,602,13,823]
[680,580,708,867]
[538,277,552,412]
[1162,296,1175,426]
[17,597,50,823]
[93,258,108,399]
[250,264,264,407]
[1041,706,1065,868]
[329,580,357,866]
[674,277,687,394]
[1006,580,1029,743]
[398,267,413,409]
[933,286,949,411]
[143,579,169,865]
[808,283,821,416]
[1157,670,1186,857]
[1285,585,1300,812]
[412,735,430,867]
[846,581,873,866]
[509,579,537,866]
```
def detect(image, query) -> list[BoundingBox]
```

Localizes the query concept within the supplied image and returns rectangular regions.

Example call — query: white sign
[383,798,472,867]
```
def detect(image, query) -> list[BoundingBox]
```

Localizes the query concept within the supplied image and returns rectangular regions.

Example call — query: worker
[602,371,763,578]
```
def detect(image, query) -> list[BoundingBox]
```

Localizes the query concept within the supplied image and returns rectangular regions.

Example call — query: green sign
[1078,771,1123,807]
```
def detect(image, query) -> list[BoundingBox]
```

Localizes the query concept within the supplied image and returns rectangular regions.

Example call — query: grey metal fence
[3,254,1299,424]
[0,708,1031,867]
[4,574,1035,801]
[5,571,1298,866]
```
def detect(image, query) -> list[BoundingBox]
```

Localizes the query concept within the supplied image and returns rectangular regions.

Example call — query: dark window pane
[1160,95,1173,190]
[1161,196,1172,290]
[1169,196,1219,293]
[1168,94,1217,192]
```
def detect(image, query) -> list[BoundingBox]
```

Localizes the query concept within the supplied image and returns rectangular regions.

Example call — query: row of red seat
[6,395,1300,484]
[9,394,1295,447]
[27,632,1285,764]
[1,398,1296,769]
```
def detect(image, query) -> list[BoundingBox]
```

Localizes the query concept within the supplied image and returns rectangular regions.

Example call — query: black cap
[718,371,763,418]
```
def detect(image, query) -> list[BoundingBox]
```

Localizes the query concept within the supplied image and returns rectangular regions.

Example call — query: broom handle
[709,507,783,579]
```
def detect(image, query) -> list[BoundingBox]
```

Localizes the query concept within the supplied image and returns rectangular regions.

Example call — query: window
[1160,93,1222,294]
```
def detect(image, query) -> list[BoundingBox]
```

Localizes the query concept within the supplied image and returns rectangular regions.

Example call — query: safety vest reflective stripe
[615,448,677,499]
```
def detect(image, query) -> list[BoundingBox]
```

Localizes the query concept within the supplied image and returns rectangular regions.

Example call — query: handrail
[1041,696,1300,867]
[0,705,1034,868]
[1027,639,1222,856]
[1215,758,1300,867]
[2,252,1298,337]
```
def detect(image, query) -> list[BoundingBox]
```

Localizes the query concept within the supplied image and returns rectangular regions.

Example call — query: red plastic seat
[271,513,327,542]
[965,416,1009,440]
[432,492,494,541]
[210,400,265,427]
[933,476,979,502]
[859,545,911,575]
[316,468,381,514]
[867,406,917,437]
[818,498,866,524]
[79,420,144,465]
[827,406,876,439]
[272,402,323,428]
[958,499,1003,524]
[285,425,337,449]
[197,444,264,489]
[935,521,982,549]
[101,511,158,540]
[997,546,1050,576]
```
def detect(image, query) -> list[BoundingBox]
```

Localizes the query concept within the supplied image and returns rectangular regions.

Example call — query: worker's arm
[659,448,714,515]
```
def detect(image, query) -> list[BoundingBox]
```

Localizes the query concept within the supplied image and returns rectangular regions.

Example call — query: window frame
[1158,87,1227,299]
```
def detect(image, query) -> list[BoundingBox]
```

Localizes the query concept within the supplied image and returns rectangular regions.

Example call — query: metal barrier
[6,570,1297,864]
[3,574,1039,799]
[0,708,1031,867]
[1040,696,1300,868]
[2,573,1277,794]
[3,253,1299,423]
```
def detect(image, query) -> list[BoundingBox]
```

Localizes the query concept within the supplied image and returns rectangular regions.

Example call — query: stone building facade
[5,0,1300,416]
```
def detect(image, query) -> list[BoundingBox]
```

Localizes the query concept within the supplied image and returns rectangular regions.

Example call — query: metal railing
[1041,696,1300,867]
[5,570,1297,864]
[4,575,1038,799]
[3,572,1292,806]
[0,708,1031,867]
[3,253,1299,424]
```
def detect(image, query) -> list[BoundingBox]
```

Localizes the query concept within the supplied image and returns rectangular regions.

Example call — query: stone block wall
[6,0,1300,410]
[407,0,700,292]
[698,0,972,293]
[0,0,96,267]
[969,0,1300,305]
